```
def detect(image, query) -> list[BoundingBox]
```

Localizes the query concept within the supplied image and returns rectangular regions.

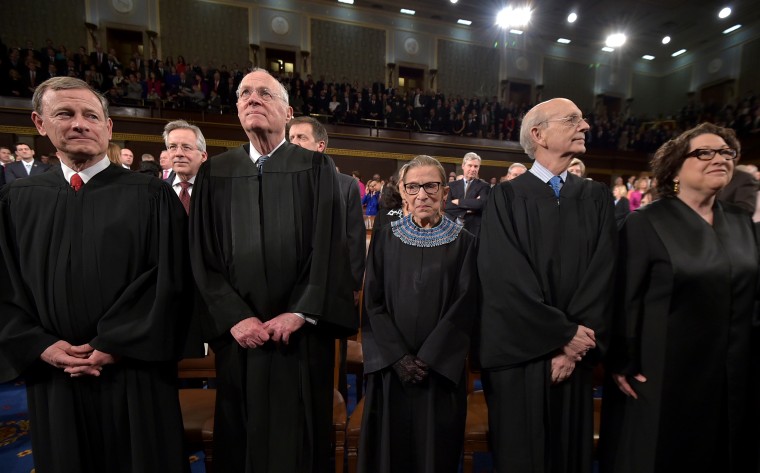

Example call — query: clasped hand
[563,325,596,361]
[40,340,117,377]
[393,354,429,386]
[231,313,305,349]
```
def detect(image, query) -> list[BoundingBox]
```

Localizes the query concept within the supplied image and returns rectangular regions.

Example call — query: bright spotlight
[605,33,626,48]
[718,7,731,18]
[567,12,577,23]
[496,6,532,28]
[450,0,459,3]
[661,36,671,45]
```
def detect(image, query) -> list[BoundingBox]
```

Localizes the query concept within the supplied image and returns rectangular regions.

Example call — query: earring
[673,178,679,194]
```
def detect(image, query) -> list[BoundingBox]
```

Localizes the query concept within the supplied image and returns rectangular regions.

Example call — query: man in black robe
[287,115,366,400]
[478,98,617,473]
[190,69,356,473]
[0,76,192,472]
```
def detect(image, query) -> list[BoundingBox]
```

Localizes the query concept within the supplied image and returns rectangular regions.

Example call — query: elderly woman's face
[676,133,735,197]
[402,165,449,224]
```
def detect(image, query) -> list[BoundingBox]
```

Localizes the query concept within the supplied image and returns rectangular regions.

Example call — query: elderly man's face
[236,71,293,136]
[31,87,112,163]
[462,160,480,180]
[288,123,325,152]
[568,164,583,177]
[536,99,590,158]
[167,128,207,179]
[159,150,172,170]
[506,165,527,181]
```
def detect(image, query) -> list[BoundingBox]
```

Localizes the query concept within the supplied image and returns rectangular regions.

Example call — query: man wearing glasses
[478,98,617,473]
[189,69,356,473]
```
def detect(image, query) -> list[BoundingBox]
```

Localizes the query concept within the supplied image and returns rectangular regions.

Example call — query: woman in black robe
[358,155,478,473]
[600,123,759,473]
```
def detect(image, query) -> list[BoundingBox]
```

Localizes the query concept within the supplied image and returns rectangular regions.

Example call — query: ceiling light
[605,33,626,48]
[718,7,731,19]
[557,38,571,44]
[602,47,615,52]
[400,8,415,15]
[672,49,686,57]
[510,29,524,35]
[567,13,577,23]
[496,6,532,28]
[450,0,459,3]
[723,24,741,34]
[662,36,671,45]
[457,19,472,26]
[337,0,353,3]
[642,55,655,60]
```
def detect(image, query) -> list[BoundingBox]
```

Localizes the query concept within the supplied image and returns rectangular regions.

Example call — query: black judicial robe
[600,198,758,473]
[189,143,355,473]
[0,165,192,473]
[358,216,478,473]
[478,172,617,473]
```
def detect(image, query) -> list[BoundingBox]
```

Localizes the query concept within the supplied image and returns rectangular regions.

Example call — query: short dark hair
[14,142,32,152]
[651,122,740,199]
[288,116,328,147]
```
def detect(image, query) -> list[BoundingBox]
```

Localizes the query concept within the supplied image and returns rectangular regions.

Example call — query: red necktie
[179,181,191,215]
[70,173,83,192]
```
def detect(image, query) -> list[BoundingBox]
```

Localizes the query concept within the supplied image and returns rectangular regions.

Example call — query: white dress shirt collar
[60,156,110,184]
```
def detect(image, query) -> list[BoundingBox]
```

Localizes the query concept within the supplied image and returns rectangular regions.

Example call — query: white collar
[60,156,110,184]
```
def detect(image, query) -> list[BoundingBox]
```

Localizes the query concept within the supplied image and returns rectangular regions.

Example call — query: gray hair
[33,76,109,119]
[519,103,552,159]
[163,119,207,152]
[508,162,527,172]
[462,152,481,167]
[236,68,290,105]
[399,155,447,185]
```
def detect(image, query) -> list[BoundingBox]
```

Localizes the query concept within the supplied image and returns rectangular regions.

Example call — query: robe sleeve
[189,159,255,338]
[287,154,356,334]
[345,177,367,290]
[0,188,59,381]
[607,211,655,375]
[89,182,193,361]
[477,183,579,369]
[361,229,410,373]
[417,235,478,384]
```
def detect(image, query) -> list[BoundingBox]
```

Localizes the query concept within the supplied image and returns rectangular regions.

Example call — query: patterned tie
[257,155,269,176]
[70,173,84,192]
[549,175,563,198]
[179,181,191,215]
[463,179,470,196]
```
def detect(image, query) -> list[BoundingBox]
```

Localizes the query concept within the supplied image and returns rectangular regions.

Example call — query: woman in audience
[362,179,380,217]
[359,155,477,473]
[352,170,366,198]
[600,123,758,473]
[372,175,406,235]
[106,142,122,166]
[628,177,649,211]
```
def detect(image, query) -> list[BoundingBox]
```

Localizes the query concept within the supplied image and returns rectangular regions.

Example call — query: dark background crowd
[2,37,759,155]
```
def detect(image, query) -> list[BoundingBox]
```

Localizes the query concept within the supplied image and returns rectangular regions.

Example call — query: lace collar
[391,214,463,247]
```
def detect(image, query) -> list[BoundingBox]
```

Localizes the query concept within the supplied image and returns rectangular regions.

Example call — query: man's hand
[562,325,596,361]
[230,317,271,349]
[613,373,647,399]
[64,345,118,377]
[550,353,576,384]
[40,340,92,370]
[451,199,460,206]
[263,313,306,345]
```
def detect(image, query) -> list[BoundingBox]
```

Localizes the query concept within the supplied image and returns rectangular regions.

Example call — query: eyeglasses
[541,114,589,127]
[684,148,738,161]
[404,181,442,195]
[167,144,198,153]
[237,86,282,103]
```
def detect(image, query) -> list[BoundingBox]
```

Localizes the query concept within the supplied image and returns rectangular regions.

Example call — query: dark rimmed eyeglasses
[404,181,442,195]
[540,114,589,127]
[684,148,738,161]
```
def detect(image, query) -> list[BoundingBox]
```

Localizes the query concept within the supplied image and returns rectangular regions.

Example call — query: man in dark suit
[0,146,13,188]
[287,115,367,400]
[445,152,490,236]
[612,184,631,228]
[718,164,758,215]
[4,143,50,184]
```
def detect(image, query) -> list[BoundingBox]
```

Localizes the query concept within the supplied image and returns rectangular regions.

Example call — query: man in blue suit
[4,143,50,184]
